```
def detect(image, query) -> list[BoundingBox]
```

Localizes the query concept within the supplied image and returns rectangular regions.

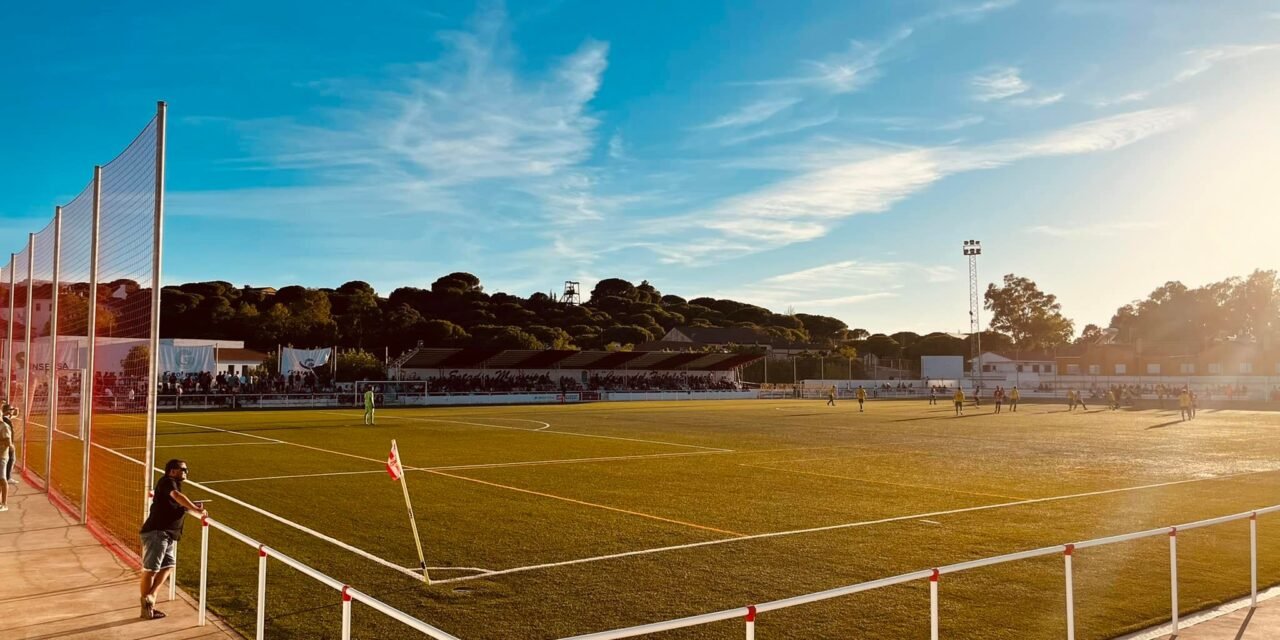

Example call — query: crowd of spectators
[153,370,333,396]
[420,371,740,393]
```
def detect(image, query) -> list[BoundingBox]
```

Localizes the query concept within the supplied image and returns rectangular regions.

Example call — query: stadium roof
[395,347,761,372]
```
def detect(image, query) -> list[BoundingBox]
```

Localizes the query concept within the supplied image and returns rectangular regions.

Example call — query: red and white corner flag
[387,441,404,481]
[387,439,428,582]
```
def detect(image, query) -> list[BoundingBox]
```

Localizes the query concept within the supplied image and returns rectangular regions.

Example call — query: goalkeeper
[364,386,376,425]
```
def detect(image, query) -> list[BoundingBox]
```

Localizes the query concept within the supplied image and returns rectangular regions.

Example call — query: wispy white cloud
[608,133,626,160]
[1090,90,1150,107]
[742,28,913,94]
[934,114,986,131]
[972,66,1063,107]
[1009,91,1065,107]
[721,112,839,145]
[638,107,1192,264]
[931,0,1019,21]
[972,67,1029,101]
[174,6,610,232]
[1175,44,1280,83]
[1094,43,1280,107]
[712,260,956,317]
[699,98,800,129]
[1026,220,1158,237]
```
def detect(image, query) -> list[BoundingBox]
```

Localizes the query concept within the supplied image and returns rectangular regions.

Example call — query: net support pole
[1169,528,1179,634]
[256,545,267,640]
[46,207,62,488]
[142,101,167,519]
[929,569,940,640]
[199,516,209,626]
[80,166,102,525]
[4,254,12,413]
[1251,513,1258,608]
[21,234,34,475]
[341,586,353,640]
[1064,545,1076,640]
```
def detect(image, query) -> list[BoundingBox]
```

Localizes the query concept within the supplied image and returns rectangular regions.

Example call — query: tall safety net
[24,221,56,490]
[88,115,160,555]
[50,182,95,515]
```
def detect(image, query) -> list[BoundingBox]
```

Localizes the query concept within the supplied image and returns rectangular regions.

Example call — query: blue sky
[4,1,1280,334]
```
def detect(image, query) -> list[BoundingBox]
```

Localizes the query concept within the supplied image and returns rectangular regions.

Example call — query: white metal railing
[190,513,460,640]
[560,505,1280,640]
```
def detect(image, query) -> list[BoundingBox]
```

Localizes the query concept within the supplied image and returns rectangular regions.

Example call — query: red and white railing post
[744,605,756,640]
[342,586,353,640]
[257,545,268,640]
[1250,513,1258,608]
[1169,528,1179,635]
[199,515,209,626]
[929,569,940,640]
[170,543,178,601]
[1064,544,1075,640]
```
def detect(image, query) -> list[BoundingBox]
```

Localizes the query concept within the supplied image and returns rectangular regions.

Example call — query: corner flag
[387,439,428,582]
[387,442,404,481]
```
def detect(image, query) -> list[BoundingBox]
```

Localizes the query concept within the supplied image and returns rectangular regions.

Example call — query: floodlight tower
[963,240,983,387]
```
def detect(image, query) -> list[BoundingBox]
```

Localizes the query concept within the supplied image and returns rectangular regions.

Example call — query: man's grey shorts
[140,530,177,572]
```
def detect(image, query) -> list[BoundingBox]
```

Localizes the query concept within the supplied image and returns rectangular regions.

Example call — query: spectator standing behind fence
[139,459,205,620]
[2,401,16,488]
[0,413,10,512]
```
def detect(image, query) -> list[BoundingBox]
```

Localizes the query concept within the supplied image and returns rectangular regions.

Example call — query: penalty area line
[316,410,731,453]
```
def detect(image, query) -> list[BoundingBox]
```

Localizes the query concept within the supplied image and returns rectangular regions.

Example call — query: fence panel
[86,114,160,556]
[12,245,31,479]
[49,180,95,515]
[23,217,57,491]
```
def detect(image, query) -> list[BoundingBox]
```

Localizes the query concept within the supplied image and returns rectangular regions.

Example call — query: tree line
[94,267,1280,362]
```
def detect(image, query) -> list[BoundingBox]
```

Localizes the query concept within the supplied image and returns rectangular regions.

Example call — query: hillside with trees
[153,268,1280,366]
[158,274,852,356]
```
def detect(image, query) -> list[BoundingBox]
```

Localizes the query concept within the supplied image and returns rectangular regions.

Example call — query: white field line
[118,441,286,451]
[739,462,1031,502]
[150,419,456,580]
[84,438,432,581]
[315,410,731,453]
[159,419,394,467]
[430,450,732,472]
[160,418,742,540]
[427,468,747,538]
[430,467,1280,584]
[201,450,734,485]
[201,469,390,485]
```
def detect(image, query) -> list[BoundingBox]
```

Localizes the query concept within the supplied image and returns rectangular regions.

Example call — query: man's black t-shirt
[140,476,187,541]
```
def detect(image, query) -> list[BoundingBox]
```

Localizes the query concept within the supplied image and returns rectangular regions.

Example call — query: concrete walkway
[1162,602,1280,639]
[0,486,239,640]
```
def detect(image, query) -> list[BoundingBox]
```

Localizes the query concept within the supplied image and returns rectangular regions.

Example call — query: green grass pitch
[141,399,1280,639]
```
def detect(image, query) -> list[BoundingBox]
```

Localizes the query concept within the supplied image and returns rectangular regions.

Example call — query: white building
[968,351,1057,386]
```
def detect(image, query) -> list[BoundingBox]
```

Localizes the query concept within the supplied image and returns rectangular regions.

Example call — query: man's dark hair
[164,459,186,473]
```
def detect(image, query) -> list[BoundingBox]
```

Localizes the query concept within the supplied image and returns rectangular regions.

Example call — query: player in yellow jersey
[1009,386,1020,412]
[827,386,836,407]
[856,385,867,412]
[953,387,965,416]
[1179,388,1192,421]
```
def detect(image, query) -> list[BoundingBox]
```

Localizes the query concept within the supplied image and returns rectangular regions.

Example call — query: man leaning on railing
[140,459,206,620]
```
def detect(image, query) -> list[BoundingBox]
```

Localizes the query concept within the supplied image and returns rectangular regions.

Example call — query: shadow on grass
[1145,420,1185,430]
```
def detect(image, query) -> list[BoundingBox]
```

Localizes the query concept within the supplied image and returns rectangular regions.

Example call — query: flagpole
[392,439,429,583]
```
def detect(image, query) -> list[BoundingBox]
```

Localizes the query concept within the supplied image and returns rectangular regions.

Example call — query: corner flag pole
[390,439,429,583]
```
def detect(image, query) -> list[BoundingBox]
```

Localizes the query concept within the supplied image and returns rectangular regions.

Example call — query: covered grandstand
[389,347,762,393]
